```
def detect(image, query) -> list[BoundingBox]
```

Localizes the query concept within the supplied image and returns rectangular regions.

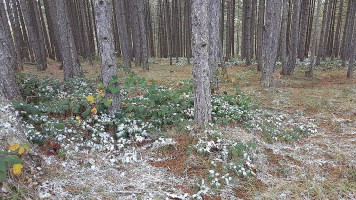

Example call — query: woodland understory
[1,0,356,199]
[1,58,355,199]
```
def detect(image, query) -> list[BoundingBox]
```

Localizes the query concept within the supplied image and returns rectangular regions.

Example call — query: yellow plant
[13,163,23,175]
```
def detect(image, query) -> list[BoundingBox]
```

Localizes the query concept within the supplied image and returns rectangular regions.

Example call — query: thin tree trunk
[347,2,356,79]
[114,0,132,68]
[280,0,289,68]
[245,0,252,65]
[298,0,310,61]
[332,0,343,58]
[137,0,149,70]
[281,0,301,75]
[46,0,81,81]
[5,0,23,70]
[19,0,47,70]
[43,0,61,61]
[316,0,329,65]
[257,0,265,71]
[16,0,31,61]
[306,0,322,77]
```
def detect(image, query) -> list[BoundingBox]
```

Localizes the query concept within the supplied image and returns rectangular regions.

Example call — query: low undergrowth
[13,73,256,153]
[8,71,323,198]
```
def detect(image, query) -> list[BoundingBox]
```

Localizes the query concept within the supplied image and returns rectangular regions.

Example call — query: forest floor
[4,58,356,199]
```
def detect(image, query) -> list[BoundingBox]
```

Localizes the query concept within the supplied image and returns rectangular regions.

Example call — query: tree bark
[306,0,322,77]
[19,0,47,70]
[5,0,23,70]
[129,0,142,67]
[136,0,149,70]
[43,0,61,61]
[315,0,329,65]
[257,0,265,71]
[46,0,81,81]
[281,0,301,75]
[280,0,289,68]
[93,0,120,114]
[261,0,282,87]
[347,2,356,79]
[192,0,211,124]
[208,0,223,91]
[298,0,310,61]
[245,0,252,65]
[332,0,343,58]
[114,0,132,68]
[0,3,22,100]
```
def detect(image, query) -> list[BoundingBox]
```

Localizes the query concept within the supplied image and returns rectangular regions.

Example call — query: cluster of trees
[1,0,356,123]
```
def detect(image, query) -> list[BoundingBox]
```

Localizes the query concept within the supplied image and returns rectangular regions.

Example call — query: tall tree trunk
[347,1,356,78]
[281,0,301,75]
[342,0,356,66]
[245,0,252,65]
[114,0,132,68]
[321,0,334,60]
[261,0,282,87]
[137,0,149,70]
[298,0,310,61]
[5,0,23,70]
[16,0,31,61]
[37,0,52,59]
[129,0,142,66]
[225,0,231,60]
[341,0,351,62]
[46,0,81,81]
[93,0,120,115]
[306,0,322,77]
[257,0,265,71]
[0,3,22,100]
[43,0,61,61]
[192,0,211,124]
[316,0,329,65]
[305,0,315,57]
[332,0,343,58]
[280,0,289,68]
[208,0,223,91]
[19,0,47,70]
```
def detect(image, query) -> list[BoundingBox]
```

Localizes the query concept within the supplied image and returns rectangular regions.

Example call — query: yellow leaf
[96,88,103,94]
[91,107,97,115]
[86,95,94,103]
[13,164,23,175]
[100,93,105,97]
[107,98,113,102]
[8,143,20,151]
[75,116,81,120]
[18,146,25,155]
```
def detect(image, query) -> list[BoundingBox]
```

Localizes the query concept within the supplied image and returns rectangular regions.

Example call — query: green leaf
[0,172,6,181]
[12,101,20,109]
[98,83,105,88]
[103,100,111,107]
[0,151,8,156]
[5,155,23,165]
[72,105,80,114]
[54,123,65,130]
[0,161,7,172]
[82,107,91,118]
